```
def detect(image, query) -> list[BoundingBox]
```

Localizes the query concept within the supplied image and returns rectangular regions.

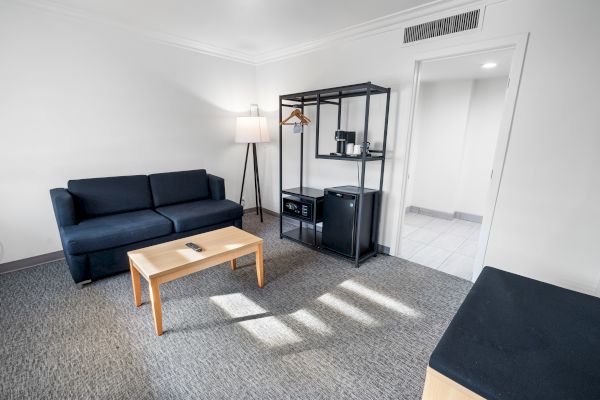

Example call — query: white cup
[353,144,362,155]
[346,143,354,154]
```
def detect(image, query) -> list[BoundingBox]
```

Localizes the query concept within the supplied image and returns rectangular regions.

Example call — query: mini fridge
[321,186,378,258]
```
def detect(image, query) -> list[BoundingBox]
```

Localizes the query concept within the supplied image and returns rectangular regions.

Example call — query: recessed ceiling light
[481,62,498,69]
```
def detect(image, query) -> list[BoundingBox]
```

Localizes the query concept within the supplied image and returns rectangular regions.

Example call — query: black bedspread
[429,266,600,399]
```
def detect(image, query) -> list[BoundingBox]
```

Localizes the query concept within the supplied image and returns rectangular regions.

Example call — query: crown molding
[254,0,487,65]
[2,0,256,64]
[3,0,492,66]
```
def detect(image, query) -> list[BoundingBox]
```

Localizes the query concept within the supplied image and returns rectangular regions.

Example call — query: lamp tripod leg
[253,143,264,223]
[252,145,259,217]
[239,143,250,205]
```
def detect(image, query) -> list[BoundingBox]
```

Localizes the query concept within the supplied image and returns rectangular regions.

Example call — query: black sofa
[50,169,243,284]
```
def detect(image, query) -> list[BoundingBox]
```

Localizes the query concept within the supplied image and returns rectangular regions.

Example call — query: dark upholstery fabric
[50,188,77,226]
[429,266,600,400]
[208,174,225,201]
[68,175,152,218]
[61,210,172,255]
[157,199,243,233]
[86,217,242,280]
[63,252,89,284]
[51,170,238,283]
[149,170,210,207]
[233,217,242,229]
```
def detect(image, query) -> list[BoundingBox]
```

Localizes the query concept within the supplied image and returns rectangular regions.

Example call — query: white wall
[456,77,507,215]
[409,79,474,215]
[0,3,257,264]
[256,0,600,296]
[408,77,507,217]
[2,0,600,297]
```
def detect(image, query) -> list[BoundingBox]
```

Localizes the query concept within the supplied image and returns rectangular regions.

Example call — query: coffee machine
[334,130,356,155]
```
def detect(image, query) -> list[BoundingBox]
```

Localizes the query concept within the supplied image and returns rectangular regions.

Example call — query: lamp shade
[235,116,270,143]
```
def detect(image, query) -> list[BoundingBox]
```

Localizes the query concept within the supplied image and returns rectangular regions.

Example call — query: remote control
[185,242,203,252]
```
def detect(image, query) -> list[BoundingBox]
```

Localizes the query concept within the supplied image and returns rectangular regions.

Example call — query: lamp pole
[236,108,268,223]
[238,143,263,222]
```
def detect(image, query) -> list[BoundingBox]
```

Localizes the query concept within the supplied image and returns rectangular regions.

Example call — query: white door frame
[394,33,530,282]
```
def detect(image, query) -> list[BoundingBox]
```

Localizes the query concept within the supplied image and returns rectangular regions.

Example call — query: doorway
[395,37,528,282]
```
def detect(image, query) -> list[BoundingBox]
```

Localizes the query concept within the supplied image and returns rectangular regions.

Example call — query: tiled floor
[399,212,481,281]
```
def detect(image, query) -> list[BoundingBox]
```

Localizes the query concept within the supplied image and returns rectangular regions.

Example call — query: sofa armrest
[50,188,78,227]
[208,174,226,201]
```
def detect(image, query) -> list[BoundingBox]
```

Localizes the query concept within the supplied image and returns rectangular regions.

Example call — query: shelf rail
[279,82,391,267]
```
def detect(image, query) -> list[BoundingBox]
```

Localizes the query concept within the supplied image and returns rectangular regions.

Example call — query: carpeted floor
[0,214,471,399]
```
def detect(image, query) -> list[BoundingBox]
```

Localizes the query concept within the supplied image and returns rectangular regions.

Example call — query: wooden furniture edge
[129,259,142,307]
[154,243,261,284]
[128,258,150,281]
[126,230,265,336]
[422,366,485,400]
[255,242,264,288]
[149,278,162,336]
[126,226,259,255]
[127,235,262,279]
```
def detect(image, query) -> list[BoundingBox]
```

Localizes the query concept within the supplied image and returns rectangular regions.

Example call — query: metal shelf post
[278,82,391,267]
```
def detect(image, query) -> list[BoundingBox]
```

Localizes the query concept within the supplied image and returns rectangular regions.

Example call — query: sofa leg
[76,279,92,289]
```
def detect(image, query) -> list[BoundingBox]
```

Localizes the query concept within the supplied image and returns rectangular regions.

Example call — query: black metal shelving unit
[279,82,391,267]
[281,187,324,247]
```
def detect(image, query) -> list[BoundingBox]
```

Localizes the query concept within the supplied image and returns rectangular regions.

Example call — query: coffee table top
[128,226,262,280]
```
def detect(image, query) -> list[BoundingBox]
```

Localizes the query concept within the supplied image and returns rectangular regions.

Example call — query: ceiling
[420,48,513,81]
[21,0,442,61]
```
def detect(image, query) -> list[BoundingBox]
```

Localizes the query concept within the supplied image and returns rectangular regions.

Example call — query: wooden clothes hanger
[280,109,311,125]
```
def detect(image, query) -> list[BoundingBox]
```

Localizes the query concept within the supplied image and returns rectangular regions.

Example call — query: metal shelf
[282,227,322,247]
[280,82,388,103]
[283,227,379,264]
[315,155,384,162]
[279,82,391,267]
[282,187,324,198]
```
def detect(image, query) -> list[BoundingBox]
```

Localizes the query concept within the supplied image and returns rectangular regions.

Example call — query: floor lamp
[236,115,270,222]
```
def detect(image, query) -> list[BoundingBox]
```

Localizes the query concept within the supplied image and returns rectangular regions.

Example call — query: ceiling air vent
[403,9,480,44]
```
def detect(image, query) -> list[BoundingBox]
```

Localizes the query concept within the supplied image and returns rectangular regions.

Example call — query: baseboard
[377,244,391,255]
[454,211,483,223]
[406,206,482,223]
[0,251,64,274]
[1,210,381,274]
[407,206,454,220]
[2,211,279,274]
[244,207,279,217]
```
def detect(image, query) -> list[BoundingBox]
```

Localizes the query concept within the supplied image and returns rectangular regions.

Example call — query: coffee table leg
[130,260,142,307]
[149,279,163,336]
[230,258,237,271]
[255,243,264,288]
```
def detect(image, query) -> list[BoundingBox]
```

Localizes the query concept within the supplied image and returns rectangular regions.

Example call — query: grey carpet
[0,214,471,399]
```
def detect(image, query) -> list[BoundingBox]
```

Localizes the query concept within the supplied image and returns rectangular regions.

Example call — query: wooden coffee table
[127,226,264,336]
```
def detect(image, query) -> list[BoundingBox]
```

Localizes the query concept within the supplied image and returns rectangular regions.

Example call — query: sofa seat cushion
[156,199,243,233]
[61,210,172,255]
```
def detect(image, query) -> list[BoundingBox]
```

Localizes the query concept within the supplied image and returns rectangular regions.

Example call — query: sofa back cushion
[149,169,210,207]
[68,175,153,218]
